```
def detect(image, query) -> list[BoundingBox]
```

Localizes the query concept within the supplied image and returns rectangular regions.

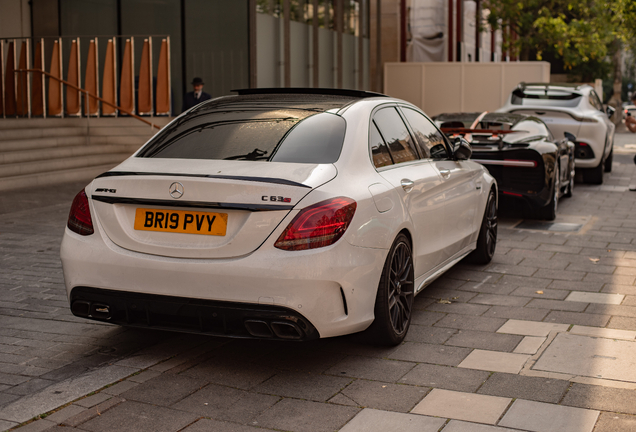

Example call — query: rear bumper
[70,286,319,340]
[60,220,387,339]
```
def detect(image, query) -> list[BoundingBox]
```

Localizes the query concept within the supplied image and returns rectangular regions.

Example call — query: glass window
[373,107,418,164]
[589,90,604,111]
[511,88,582,108]
[401,108,449,159]
[138,107,345,164]
[369,121,393,168]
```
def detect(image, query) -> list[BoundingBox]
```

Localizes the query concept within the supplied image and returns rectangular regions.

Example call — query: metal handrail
[15,68,161,130]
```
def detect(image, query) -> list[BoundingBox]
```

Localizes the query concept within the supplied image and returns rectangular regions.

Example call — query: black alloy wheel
[367,233,414,345]
[467,189,497,264]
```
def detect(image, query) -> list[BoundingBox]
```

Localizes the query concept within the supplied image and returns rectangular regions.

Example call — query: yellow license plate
[134,208,228,236]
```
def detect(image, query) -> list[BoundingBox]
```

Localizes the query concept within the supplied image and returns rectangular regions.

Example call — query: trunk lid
[509,109,581,141]
[89,158,337,258]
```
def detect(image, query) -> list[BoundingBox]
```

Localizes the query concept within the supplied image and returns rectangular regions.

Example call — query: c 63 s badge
[262,196,292,203]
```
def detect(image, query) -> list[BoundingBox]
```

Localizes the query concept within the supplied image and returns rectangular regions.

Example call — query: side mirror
[564,131,577,142]
[606,105,616,118]
[452,138,472,161]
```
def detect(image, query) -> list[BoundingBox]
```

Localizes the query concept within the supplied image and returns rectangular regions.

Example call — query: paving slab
[399,363,490,393]
[513,336,546,354]
[498,399,599,432]
[340,408,446,432]
[78,400,198,432]
[458,350,530,374]
[325,356,415,383]
[592,412,636,432]
[533,333,636,382]
[562,383,636,414]
[120,373,208,406]
[445,330,523,352]
[181,418,277,431]
[253,371,351,402]
[496,319,569,337]
[254,398,359,432]
[442,420,518,432]
[404,325,457,344]
[565,291,624,304]
[569,325,636,340]
[334,380,428,412]
[477,373,570,403]
[389,342,472,366]
[411,389,511,425]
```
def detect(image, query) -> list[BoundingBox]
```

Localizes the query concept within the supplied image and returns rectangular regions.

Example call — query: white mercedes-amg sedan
[497,83,615,184]
[61,89,497,345]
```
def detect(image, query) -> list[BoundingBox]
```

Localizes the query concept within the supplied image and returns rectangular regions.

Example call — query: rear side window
[137,111,346,164]
[511,88,582,108]
[401,108,449,159]
[373,107,419,164]
[369,121,393,168]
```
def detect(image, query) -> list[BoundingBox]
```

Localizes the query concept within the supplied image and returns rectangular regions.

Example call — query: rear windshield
[137,110,346,164]
[511,88,582,108]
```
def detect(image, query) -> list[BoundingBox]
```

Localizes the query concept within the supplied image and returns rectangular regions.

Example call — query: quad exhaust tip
[244,319,303,340]
[71,300,111,320]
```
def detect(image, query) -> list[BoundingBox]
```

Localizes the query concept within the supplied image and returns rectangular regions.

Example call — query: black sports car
[435,112,575,220]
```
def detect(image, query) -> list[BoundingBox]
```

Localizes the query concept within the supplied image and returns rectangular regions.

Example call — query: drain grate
[515,221,582,232]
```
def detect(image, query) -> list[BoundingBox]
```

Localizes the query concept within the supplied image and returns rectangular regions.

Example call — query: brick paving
[1,132,636,431]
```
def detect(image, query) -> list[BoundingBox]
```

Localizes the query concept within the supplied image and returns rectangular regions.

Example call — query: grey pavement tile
[389,342,472,366]
[569,325,636,339]
[513,336,546,354]
[497,275,551,289]
[120,373,208,406]
[615,266,636,276]
[73,392,113,408]
[537,244,583,254]
[534,269,585,281]
[603,284,636,295]
[435,314,506,332]
[101,380,138,396]
[458,350,530,374]
[78,400,198,432]
[544,311,610,327]
[619,295,636,306]
[583,273,636,285]
[426,277,469,291]
[445,330,523,352]
[0,372,29,386]
[252,345,346,374]
[126,369,162,383]
[509,287,568,300]
[477,373,569,403]
[171,383,280,423]
[526,299,589,312]
[444,270,500,283]
[399,363,489,393]
[562,383,636,415]
[44,404,86,424]
[325,356,415,383]
[484,264,537,277]
[442,420,518,432]
[468,294,530,307]
[411,310,446,326]
[339,408,446,432]
[426,302,491,316]
[593,412,636,432]
[566,262,616,274]
[181,418,277,432]
[549,279,603,292]
[499,399,599,432]
[458,282,516,295]
[482,306,549,321]
[180,358,275,390]
[586,303,636,318]
[0,392,20,406]
[505,249,554,260]
[62,397,125,427]
[254,398,360,432]
[487,254,524,266]
[412,388,511,425]
[0,419,17,432]
[404,325,457,344]
[497,240,540,250]
[335,380,428,412]
[4,378,55,396]
[420,288,479,303]
[253,370,351,402]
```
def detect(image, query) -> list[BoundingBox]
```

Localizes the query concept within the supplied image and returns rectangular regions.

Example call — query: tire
[536,165,559,221]
[367,233,414,346]
[604,149,613,172]
[466,189,497,264]
[583,160,604,184]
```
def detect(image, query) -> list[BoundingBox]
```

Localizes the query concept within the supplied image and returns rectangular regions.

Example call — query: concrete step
[0,163,117,192]
[0,153,129,178]
[0,144,138,164]
[0,126,88,141]
[0,135,88,152]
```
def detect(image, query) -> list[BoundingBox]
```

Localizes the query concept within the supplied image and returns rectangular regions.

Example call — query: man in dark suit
[182,77,212,112]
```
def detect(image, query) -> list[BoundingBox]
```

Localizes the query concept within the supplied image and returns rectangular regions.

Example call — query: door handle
[439,169,451,178]
[401,179,414,193]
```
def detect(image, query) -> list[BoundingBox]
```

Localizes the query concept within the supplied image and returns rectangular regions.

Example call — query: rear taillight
[68,190,94,236]
[274,197,357,251]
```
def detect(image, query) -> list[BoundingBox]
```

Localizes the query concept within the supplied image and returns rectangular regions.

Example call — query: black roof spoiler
[232,88,388,98]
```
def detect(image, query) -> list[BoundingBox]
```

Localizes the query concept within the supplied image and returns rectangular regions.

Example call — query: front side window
[401,107,449,159]
[372,107,419,165]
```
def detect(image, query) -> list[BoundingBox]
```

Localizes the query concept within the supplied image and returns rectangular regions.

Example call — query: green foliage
[484,0,636,81]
